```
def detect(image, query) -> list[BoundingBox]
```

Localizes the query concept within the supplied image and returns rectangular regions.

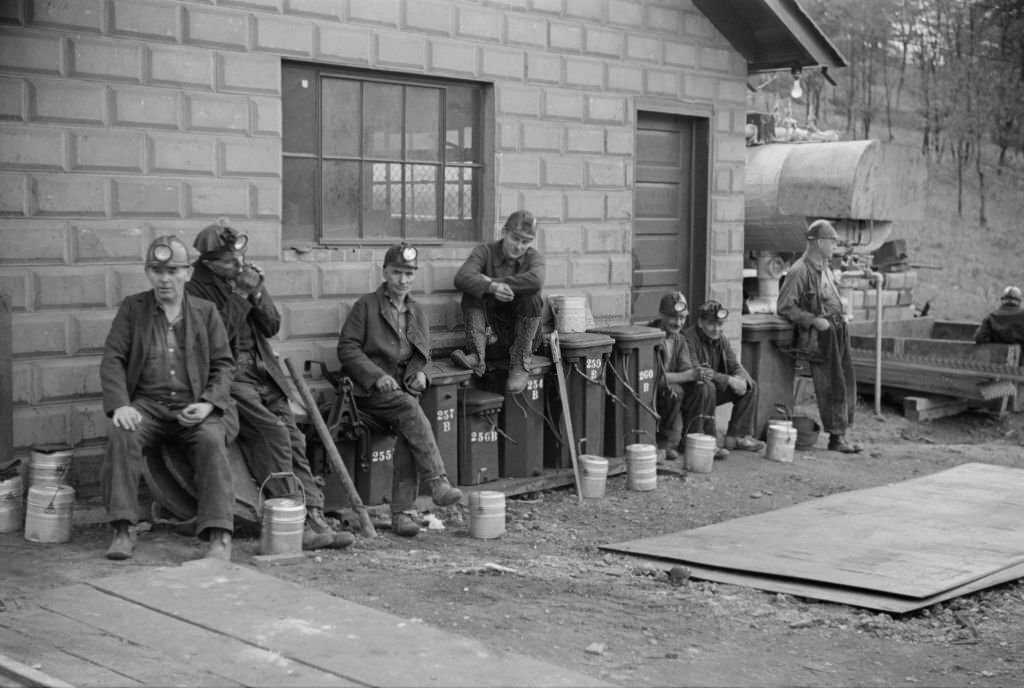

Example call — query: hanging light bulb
[790,68,803,99]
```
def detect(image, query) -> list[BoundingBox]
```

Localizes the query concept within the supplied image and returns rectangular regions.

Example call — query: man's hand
[177,402,214,427]
[407,371,427,393]
[112,405,143,431]
[812,317,832,332]
[727,376,748,395]
[698,366,714,383]
[234,263,264,298]
[491,281,515,303]
[375,374,400,392]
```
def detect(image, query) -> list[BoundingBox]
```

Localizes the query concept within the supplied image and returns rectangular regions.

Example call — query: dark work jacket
[100,291,234,416]
[975,304,1024,344]
[337,284,432,397]
[186,261,292,399]
[679,324,753,389]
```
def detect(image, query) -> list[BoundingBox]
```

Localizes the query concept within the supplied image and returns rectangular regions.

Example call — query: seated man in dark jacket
[648,291,692,461]
[678,301,765,460]
[975,286,1024,344]
[187,221,351,551]
[337,244,463,537]
[100,236,234,561]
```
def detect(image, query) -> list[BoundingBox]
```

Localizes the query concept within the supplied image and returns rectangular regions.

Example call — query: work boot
[305,507,354,549]
[727,435,766,453]
[204,528,232,561]
[452,308,488,377]
[506,316,541,394]
[302,526,337,550]
[714,447,730,460]
[391,512,421,537]
[427,476,463,507]
[828,434,863,454]
[105,521,136,561]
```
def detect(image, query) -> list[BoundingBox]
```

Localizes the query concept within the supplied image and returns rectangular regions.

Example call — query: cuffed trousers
[810,320,856,434]
[656,383,685,450]
[355,389,448,514]
[102,405,233,537]
[681,379,758,439]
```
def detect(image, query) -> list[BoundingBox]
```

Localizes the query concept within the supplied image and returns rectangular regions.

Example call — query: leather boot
[305,507,354,549]
[105,521,136,561]
[427,476,463,507]
[204,528,232,561]
[451,307,488,376]
[506,316,541,394]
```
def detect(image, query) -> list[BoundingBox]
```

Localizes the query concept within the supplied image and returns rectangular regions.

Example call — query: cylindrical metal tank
[745,140,926,254]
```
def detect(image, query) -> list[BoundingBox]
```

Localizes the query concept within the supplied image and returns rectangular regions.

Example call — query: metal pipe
[871,271,885,418]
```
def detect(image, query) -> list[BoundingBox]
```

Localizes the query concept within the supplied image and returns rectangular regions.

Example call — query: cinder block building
[0,0,842,489]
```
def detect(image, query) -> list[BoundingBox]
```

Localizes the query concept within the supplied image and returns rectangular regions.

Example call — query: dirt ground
[3,398,1024,688]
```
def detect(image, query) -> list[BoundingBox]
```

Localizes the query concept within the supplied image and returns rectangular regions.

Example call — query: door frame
[633,100,713,309]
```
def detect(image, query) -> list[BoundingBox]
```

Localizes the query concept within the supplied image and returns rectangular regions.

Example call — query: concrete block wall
[0,0,749,459]
[841,270,919,323]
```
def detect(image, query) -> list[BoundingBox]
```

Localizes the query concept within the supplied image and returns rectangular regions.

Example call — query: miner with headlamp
[778,218,862,453]
[337,244,464,538]
[187,220,352,550]
[975,286,1024,345]
[677,300,764,460]
[647,291,693,461]
[100,235,235,561]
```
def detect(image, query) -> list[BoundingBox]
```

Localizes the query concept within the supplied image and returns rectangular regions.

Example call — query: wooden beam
[903,396,969,423]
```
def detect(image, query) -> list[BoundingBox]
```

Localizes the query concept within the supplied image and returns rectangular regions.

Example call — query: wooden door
[632,112,708,324]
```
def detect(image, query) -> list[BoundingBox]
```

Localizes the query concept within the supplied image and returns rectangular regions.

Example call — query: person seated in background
[648,291,692,461]
[975,286,1024,345]
[337,244,463,537]
[100,236,234,561]
[678,301,765,460]
[451,210,545,393]
[187,221,352,551]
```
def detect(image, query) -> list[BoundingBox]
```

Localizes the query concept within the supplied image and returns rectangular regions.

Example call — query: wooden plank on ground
[25,584,349,687]
[0,650,75,688]
[602,463,1024,599]
[0,626,137,687]
[0,602,234,687]
[903,395,969,422]
[90,559,609,688]
[621,556,1024,614]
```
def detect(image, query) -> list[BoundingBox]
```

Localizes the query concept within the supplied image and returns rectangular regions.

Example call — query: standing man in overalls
[777,219,862,454]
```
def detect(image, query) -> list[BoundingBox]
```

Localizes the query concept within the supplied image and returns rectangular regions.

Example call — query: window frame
[281,61,493,248]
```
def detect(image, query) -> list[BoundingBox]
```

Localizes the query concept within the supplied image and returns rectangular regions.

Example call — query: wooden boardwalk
[0,559,608,688]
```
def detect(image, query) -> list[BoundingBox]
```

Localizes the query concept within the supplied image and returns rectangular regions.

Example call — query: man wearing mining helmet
[337,244,463,537]
[187,220,353,550]
[100,235,235,561]
[975,286,1024,345]
[648,291,693,461]
[778,218,862,454]
[678,300,765,460]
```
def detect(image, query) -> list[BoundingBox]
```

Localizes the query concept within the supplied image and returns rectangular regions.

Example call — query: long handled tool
[549,331,583,505]
[285,358,376,537]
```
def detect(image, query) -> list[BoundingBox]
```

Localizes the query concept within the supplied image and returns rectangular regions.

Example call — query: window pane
[444,166,475,241]
[406,164,439,238]
[282,65,316,155]
[363,83,402,159]
[322,78,361,157]
[445,85,479,163]
[406,87,440,162]
[322,160,361,241]
[366,162,402,239]
[283,157,317,244]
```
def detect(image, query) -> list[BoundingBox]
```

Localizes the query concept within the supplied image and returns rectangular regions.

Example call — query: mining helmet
[193,220,248,259]
[145,235,190,268]
[1001,286,1022,304]
[696,300,729,323]
[659,291,689,317]
[384,243,419,270]
[806,219,840,241]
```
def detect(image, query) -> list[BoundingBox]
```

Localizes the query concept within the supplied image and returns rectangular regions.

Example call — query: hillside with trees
[752,0,1024,320]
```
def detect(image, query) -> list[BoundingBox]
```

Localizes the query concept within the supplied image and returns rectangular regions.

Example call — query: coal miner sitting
[337,244,463,537]
[648,291,693,462]
[974,286,1024,345]
[678,301,766,460]
[100,236,234,561]
[187,220,352,551]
